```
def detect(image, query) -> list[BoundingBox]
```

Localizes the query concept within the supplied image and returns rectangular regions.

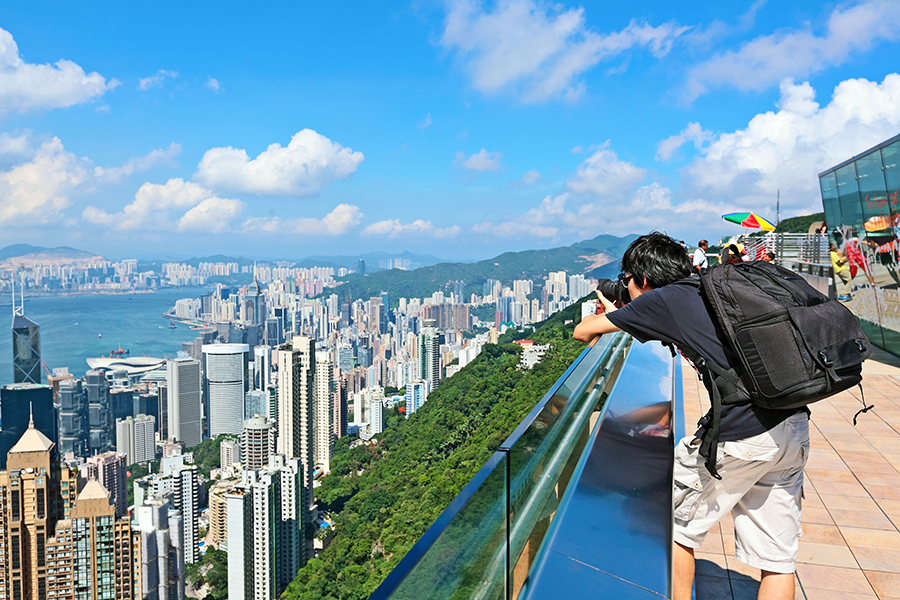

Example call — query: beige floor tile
[806,468,861,484]
[866,484,900,502]
[796,541,858,568]
[803,505,836,525]
[800,522,845,545]
[795,564,875,593]
[865,570,900,598]
[828,508,897,530]
[697,531,724,554]
[820,494,881,511]
[841,527,900,551]
[798,587,877,599]
[814,481,870,497]
[852,546,900,573]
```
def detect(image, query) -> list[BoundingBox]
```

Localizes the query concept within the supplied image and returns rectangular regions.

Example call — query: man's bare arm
[573,291,622,344]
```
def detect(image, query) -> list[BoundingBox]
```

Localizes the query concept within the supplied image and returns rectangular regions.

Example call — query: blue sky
[2,1,900,261]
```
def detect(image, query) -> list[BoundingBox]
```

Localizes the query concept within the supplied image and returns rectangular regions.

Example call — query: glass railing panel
[369,451,508,600]
[500,333,630,598]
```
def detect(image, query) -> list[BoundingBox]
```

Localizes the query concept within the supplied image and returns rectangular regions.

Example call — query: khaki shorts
[673,412,810,573]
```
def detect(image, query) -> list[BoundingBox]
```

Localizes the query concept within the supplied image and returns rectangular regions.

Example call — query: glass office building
[820,132,900,356]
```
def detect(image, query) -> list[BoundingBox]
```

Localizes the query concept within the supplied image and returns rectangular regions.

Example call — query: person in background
[720,243,746,264]
[831,243,852,301]
[764,252,776,263]
[693,240,709,272]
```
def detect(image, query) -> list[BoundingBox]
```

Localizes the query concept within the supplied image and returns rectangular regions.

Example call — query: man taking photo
[574,232,808,600]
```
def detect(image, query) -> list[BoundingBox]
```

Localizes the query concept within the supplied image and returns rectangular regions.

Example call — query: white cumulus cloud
[194,129,365,197]
[440,0,689,102]
[82,178,244,232]
[566,143,646,197]
[684,1,900,101]
[242,204,363,235]
[138,70,178,90]
[656,122,713,161]
[0,138,87,223]
[683,74,900,217]
[206,77,222,93]
[362,218,461,238]
[520,169,541,185]
[0,27,119,115]
[455,149,503,172]
[94,143,182,183]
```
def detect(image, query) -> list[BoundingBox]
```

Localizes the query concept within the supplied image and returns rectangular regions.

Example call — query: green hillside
[284,301,590,599]
[323,233,638,305]
[774,212,825,234]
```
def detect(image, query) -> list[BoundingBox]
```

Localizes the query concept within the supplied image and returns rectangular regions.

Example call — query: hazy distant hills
[327,233,639,303]
[295,250,446,270]
[0,244,105,266]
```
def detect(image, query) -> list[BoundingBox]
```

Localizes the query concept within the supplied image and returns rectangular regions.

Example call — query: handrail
[368,332,680,600]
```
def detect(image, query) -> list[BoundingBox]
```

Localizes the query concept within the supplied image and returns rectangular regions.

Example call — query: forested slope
[284,301,589,599]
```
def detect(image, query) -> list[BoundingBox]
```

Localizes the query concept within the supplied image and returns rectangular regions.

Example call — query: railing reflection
[370,333,680,600]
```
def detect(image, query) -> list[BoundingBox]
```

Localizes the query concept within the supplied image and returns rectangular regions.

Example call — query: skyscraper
[133,498,186,600]
[203,343,250,438]
[11,286,41,385]
[313,355,334,474]
[405,380,428,419]
[253,344,272,390]
[166,358,202,448]
[57,378,87,457]
[244,274,266,326]
[240,415,275,471]
[116,414,156,466]
[0,383,57,469]
[85,370,112,455]
[81,451,128,520]
[418,321,440,392]
[0,418,134,599]
[159,452,200,564]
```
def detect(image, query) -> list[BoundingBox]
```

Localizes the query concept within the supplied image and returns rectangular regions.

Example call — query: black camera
[596,276,632,305]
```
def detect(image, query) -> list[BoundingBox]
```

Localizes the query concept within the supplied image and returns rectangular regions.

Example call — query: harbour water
[0,288,207,385]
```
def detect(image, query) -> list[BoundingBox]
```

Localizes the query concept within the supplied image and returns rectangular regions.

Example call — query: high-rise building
[116,414,156,467]
[0,383,57,469]
[370,395,384,436]
[81,451,128,519]
[58,378,87,457]
[405,380,428,419]
[46,367,74,402]
[226,455,303,598]
[208,479,235,548]
[203,343,250,438]
[159,452,200,564]
[334,373,347,439]
[166,358,202,448]
[245,389,269,420]
[220,438,241,473]
[240,415,275,471]
[132,498,186,600]
[11,290,41,384]
[85,370,112,455]
[253,345,272,390]
[418,322,440,392]
[157,381,169,440]
[244,276,266,326]
[0,418,134,600]
[314,356,334,474]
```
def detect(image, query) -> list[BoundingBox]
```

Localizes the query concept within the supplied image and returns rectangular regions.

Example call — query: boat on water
[168,321,177,329]
[98,333,102,338]
[109,344,130,357]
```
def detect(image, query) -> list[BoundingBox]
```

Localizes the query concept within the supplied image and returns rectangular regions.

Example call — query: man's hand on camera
[595,289,617,314]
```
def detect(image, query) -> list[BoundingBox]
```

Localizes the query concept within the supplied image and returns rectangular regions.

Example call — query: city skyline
[1,1,899,260]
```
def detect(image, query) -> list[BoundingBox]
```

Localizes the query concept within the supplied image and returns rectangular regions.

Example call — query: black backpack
[677,261,872,478]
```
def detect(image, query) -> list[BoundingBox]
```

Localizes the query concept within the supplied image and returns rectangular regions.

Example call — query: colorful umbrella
[722,212,776,231]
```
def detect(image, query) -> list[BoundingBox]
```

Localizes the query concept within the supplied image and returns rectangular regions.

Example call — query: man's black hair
[621,232,693,289]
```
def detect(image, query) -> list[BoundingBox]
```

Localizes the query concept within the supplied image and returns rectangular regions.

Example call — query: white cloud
[417,113,432,130]
[682,74,900,217]
[0,132,32,157]
[685,1,900,101]
[362,218,461,238]
[566,143,646,197]
[94,143,181,182]
[206,77,222,93]
[520,169,541,185]
[455,148,503,172]
[656,122,713,161]
[178,197,243,233]
[242,204,363,235]
[440,0,689,102]
[138,70,178,90]
[0,138,87,223]
[0,27,119,115]
[82,178,244,232]
[194,129,364,196]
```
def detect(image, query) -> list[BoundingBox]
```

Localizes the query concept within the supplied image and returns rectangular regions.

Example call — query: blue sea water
[0,288,208,385]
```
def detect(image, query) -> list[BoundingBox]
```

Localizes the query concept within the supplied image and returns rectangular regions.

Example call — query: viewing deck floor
[682,348,900,599]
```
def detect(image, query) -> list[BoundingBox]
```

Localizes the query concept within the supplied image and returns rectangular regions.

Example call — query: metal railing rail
[369,333,632,600]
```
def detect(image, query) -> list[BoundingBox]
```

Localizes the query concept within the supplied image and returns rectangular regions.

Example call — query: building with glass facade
[820,132,900,356]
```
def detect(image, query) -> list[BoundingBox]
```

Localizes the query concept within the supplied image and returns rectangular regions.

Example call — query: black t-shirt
[606,277,799,441]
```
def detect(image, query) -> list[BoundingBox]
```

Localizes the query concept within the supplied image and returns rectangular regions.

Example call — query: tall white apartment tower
[276,335,314,541]
[418,322,440,392]
[253,345,272,391]
[116,414,156,466]
[166,358,202,448]
[313,355,334,474]
[370,395,384,436]
[203,343,250,438]
[161,452,200,564]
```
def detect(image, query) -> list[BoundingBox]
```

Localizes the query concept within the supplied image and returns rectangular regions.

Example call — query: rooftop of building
[9,416,54,454]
